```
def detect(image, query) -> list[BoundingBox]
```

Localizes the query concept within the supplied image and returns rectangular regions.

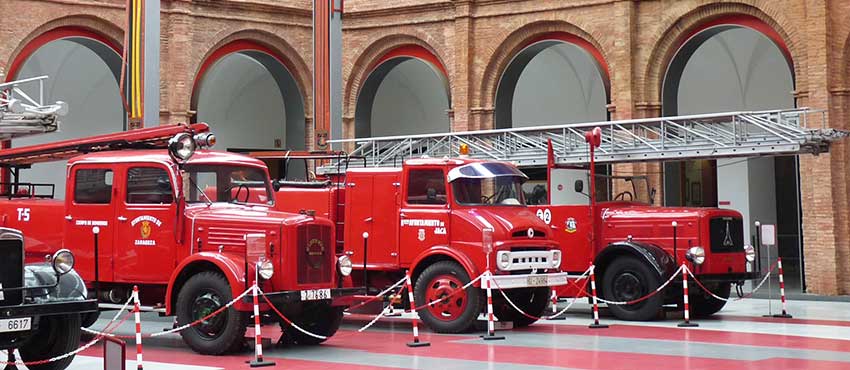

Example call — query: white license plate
[300,288,331,301]
[527,275,548,287]
[0,317,31,333]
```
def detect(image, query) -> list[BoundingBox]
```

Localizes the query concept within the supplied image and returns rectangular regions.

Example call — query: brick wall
[1,0,848,294]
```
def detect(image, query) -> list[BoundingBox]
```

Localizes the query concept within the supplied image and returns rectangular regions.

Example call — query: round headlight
[338,255,353,277]
[744,244,756,262]
[257,259,274,280]
[498,252,511,269]
[52,249,75,275]
[685,246,706,265]
[168,133,196,162]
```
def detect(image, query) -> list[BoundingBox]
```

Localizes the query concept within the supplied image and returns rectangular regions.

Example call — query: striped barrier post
[248,283,275,367]
[772,257,793,318]
[405,271,430,347]
[677,265,699,327]
[548,288,565,320]
[481,271,505,340]
[133,286,144,370]
[588,265,608,329]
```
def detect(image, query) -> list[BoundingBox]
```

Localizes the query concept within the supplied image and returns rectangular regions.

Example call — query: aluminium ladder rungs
[321,108,848,172]
[0,76,67,140]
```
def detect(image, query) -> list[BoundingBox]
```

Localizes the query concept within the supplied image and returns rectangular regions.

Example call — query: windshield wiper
[188,176,213,207]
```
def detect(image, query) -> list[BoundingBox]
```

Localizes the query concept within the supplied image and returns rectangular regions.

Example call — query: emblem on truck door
[140,221,152,239]
[565,218,577,233]
[418,229,426,241]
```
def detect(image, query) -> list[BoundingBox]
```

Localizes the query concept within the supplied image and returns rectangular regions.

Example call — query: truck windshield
[184,165,274,206]
[449,162,527,206]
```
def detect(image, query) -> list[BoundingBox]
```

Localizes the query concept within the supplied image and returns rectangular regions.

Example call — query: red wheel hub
[424,274,468,322]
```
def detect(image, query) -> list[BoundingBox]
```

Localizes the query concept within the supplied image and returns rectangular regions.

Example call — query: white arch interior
[357,58,450,138]
[511,43,607,127]
[195,51,304,152]
[663,27,799,289]
[12,38,125,199]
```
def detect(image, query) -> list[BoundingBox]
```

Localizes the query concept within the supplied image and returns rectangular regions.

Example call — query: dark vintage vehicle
[0,227,97,370]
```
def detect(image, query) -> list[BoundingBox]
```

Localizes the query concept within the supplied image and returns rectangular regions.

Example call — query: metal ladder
[322,108,847,171]
[0,76,67,140]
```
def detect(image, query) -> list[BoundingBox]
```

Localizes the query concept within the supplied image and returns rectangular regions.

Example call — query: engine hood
[185,203,317,226]
[453,206,550,240]
[598,202,742,222]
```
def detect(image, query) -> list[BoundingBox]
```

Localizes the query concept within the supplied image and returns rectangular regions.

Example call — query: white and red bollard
[677,264,699,327]
[588,264,608,329]
[133,285,144,370]
[772,257,793,318]
[249,282,275,367]
[481,271,505,340]
[405,272,430,347]
[548,288,565,320]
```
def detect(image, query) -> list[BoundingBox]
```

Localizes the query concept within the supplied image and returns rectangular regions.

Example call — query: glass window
[452,176,524,206]
[74,169,113,204]
[184,165,273,205]
[407,169,447,205]
[126,167,174,204]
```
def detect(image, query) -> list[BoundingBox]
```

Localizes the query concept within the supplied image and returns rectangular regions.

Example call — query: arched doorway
[660,16,801,290]
[7,27,125,199]
[494,33,609,129]
[192,40,305,154]
[354,45,451,138]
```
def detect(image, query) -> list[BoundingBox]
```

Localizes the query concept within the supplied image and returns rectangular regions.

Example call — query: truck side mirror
[272,179,281,192]
[574,180,584,193]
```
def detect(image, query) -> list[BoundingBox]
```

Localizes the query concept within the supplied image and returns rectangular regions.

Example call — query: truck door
[65,164,116,282]
[532,167,593,272]
[398,168,450,264]
[113,165,178,283]
[344,172,400,269]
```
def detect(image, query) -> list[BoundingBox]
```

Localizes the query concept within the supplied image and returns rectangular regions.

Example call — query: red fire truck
[0,124,357,355]
[529,132,757,320]
[247,150,570,333]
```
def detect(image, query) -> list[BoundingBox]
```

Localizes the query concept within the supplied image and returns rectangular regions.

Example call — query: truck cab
[273,155,569,333]
[0,124,356,355]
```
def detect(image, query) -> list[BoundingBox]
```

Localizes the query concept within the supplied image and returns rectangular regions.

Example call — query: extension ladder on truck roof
[320,108,848,171]
[0,76,68,140]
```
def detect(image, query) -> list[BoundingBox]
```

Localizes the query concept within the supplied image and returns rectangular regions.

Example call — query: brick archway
[343,34,450,121]
[478,20,610,116]
[193,29,312,119]
[642,2,802,108]
[4,15,124,81]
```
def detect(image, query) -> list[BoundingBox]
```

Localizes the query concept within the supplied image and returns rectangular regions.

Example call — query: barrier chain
[677,264,698,327]
[594,265,684,306]
[588,265,608,329]
[412,272,485,312]
[491,267,591,322]
[344,276,408,312]
[686,262,776,303]
[404,271,430,347]
[133,286,144,370]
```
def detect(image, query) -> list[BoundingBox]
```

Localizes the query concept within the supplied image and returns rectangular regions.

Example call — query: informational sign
[245,233,267,264]
[760,224,776,246]
[103,336,125,370]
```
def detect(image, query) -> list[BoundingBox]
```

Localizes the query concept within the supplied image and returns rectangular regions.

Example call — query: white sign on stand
[761,224,776,246]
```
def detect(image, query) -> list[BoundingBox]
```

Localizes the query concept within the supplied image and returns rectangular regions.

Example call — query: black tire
[81,311,100,328]
[280,303,343,345]
[414,261,483,333]
[601,256,664,321]
[493,287,550,327]
[689,281,730,317]
[176,272,248,355]
[19,314,81,370]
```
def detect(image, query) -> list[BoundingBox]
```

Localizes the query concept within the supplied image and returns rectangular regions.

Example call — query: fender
[24,264,88,304]
[409,245,479,286]
[165,252,248,315]
[594,241,677,280]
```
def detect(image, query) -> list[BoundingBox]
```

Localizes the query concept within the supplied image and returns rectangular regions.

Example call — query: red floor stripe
[519,323,850,352]
[714,314,850,328]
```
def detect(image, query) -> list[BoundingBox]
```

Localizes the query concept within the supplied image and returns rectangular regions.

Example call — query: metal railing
[0,76,67,140]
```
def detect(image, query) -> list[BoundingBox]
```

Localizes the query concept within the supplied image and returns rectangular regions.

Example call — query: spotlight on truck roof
[168,132,196,162]
[194,132,216,148]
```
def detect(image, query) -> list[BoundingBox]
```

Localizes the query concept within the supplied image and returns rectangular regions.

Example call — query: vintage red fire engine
[529,130,759,320]
[264,150,570,333]
[0,124,357,355]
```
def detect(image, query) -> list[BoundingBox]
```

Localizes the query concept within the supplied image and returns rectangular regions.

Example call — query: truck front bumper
[0,299,98,319]
[489,272,571,289]
[247,287,365,307]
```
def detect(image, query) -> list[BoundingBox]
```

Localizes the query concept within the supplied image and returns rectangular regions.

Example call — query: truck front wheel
[414,261,482,333]
[602,256,663,321]
[18,314,81,370]
[689,282,730,317]
[493,287,549,327]
[280,302,343,345]
[176,272,248,355]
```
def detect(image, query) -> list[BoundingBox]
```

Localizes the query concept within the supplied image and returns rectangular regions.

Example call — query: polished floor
[12,297,850,369]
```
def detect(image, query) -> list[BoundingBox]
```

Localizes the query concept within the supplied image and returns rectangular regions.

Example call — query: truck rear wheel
[18,314,81,370]
[280,303,343,345]
[493,287,549,327]
[602,256,663,321]
[414,261,482,333]
[176,272,248,355]
[690,282,730,317]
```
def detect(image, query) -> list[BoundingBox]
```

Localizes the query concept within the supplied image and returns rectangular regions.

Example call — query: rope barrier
[343,276,408,312]
[412,272,485,312]
[491,270,591,322]
[594,265,685,306]
[686,262,777,302]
